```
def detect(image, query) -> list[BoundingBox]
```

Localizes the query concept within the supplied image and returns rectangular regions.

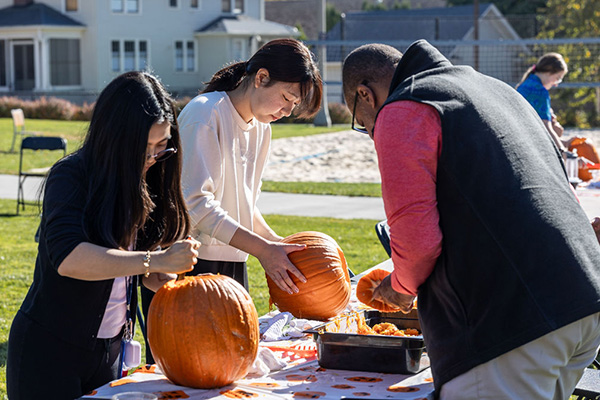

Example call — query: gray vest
[381,40,600,390]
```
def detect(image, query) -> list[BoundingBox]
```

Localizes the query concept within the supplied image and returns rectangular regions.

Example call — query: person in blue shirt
[516,52,571,152]
[517,53,600,180]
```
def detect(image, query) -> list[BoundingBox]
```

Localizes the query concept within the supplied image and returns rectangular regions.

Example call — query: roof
[264,0,447,40]
[327,3,496,42]
[265,0,321,40]
[0,2,84,27]
[196,14,299,37]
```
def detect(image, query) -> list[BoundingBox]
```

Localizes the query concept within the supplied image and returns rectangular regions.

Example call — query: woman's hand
[142,272,177,292]
[153,238,200,275]
[372,275,416,314]
[256,241,307,295]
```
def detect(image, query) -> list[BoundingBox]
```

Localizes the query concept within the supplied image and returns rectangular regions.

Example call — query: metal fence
[306,37,600,104]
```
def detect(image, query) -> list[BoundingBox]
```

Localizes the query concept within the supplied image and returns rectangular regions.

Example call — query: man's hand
[591,217,600,245]
[372,274,416,314]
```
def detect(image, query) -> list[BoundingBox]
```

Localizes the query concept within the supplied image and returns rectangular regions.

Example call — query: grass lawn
[0,119,350,176]
[262,180,382,197]
[0,199,388,398]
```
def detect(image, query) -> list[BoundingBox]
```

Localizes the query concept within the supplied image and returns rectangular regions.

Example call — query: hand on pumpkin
[154,238,200,274]
[372,275,415,314]
[257,242,307,295]
[592,217,600,245]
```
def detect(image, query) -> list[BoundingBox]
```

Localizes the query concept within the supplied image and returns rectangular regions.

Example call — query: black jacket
[380,40,600,390]
[19,153,138,350]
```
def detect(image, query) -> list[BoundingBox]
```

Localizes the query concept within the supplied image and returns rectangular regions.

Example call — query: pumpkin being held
[147,274,259,389]
[356,268,402,312]
[267,231,351,320]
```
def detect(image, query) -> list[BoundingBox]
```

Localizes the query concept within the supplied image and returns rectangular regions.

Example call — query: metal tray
[304,309,427,374]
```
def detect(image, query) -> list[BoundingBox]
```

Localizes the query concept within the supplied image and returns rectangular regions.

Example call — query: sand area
[263,128,600,184]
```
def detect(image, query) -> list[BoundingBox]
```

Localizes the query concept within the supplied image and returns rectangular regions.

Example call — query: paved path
[3,173,600,221]
[0,174,387,220]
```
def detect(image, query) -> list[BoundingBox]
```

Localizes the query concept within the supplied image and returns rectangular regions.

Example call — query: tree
[446,0,547,15]
[538,0,600,127]
[326,4,341,32]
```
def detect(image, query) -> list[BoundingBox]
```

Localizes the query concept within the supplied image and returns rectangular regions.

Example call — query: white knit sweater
[179,91,271,262]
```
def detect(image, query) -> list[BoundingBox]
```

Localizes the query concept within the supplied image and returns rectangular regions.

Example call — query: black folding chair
[375,219,392,257]
[17,136,67,215]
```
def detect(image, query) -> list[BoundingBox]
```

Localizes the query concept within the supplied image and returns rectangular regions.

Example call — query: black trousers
[140,258,247,364]
[7,310,122,400]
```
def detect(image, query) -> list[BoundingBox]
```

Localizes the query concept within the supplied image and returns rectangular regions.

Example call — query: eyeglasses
[146,147,177,163]
[351,90,369,135]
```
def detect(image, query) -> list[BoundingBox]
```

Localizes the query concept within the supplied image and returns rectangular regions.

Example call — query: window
[222,0,243,13]
[126,0,139,13]
[49,39,81,86]
[139,41,148,70]
[112,0,139,13]
[111,41,120,71]
[169,0,178,7]
[111,40,148,72]
[191,0,198,8]
[186,41,194,71]
[124,41,135,71]
[234,0,243,13]
[231,39,244,61]
[65,0,78,12]
[174,40,195,72]
[111,0,123,12]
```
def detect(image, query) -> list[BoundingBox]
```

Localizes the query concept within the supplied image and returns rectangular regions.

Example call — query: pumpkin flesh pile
[267,231,351,321]
[356,268,402,312]
[147,275,259,389]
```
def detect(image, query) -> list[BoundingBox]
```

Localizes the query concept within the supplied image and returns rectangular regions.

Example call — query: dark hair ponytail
[516,52,567,89]
[203,38,323,119]
[202,61,248,93]
[80,71,190,250]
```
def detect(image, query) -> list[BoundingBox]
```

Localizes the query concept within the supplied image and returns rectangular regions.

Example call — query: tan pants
[440,312,600,400]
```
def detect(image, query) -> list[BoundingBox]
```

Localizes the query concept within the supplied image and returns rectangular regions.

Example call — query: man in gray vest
[343,39,600,399]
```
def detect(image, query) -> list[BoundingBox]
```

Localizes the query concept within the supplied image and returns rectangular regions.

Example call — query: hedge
[0,95,352,124]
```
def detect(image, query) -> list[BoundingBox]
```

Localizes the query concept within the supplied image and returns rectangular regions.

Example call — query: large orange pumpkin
[356,269,401,312]
[147,274,259,389]
[266,231,351,321]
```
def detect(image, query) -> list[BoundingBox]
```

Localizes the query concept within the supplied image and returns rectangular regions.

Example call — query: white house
[0,0,299,102]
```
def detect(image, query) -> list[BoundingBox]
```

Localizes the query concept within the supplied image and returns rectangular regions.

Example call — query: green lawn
[0,198,388,398]
[0,119,349,175]
[262,180,382,197]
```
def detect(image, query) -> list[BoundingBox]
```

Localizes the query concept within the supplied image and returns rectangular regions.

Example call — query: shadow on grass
[0,213,20,218]
[0,340,7,368]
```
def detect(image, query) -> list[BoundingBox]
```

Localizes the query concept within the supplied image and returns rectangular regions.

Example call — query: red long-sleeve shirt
[374,101,443,296]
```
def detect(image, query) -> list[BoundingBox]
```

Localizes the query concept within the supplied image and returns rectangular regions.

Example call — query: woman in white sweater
[178,38,322,295]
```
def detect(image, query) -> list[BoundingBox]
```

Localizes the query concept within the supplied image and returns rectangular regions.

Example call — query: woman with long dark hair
[7,71,200,399]
[177,38,323,294]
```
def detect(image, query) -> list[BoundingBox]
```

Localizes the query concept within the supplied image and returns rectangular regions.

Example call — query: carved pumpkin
[267,231,351,321]
[356,268,401,312]
[569,137,600,181]
[147,274,259,389]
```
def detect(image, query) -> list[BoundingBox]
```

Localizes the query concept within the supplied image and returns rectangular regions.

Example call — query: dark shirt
[19,152,137,350]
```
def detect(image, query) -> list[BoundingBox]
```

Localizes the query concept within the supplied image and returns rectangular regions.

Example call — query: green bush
[0,96,86,121]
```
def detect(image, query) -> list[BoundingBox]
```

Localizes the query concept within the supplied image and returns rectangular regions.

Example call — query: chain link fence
[306,36,600,101]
